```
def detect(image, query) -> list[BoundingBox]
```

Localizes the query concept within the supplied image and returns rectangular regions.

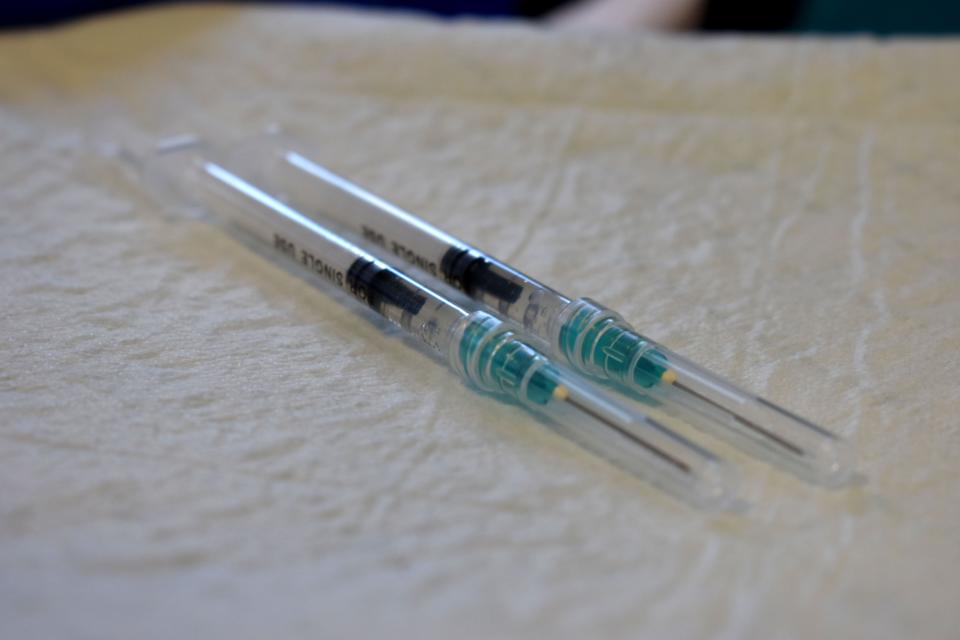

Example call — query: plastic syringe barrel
[135,141,739,509]
[231,141,853,486]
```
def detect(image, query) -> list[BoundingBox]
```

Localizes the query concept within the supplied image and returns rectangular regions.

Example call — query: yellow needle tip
[552,385,570,401]
[661,369,678,384]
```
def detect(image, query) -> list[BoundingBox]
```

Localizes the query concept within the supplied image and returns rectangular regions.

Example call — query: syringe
[125,137,738,509]
[228,138,854,486]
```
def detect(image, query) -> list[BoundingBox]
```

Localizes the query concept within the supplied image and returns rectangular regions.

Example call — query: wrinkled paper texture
[1,6,958,639]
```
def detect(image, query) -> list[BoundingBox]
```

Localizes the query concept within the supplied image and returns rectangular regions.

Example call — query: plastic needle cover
[125,138,738,509]
[227,136,854,487]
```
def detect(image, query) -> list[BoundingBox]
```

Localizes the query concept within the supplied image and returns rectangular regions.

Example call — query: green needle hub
[556,298,669,389]
[454,312,560,406]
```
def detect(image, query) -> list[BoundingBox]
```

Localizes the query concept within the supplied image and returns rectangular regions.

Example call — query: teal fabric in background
[795,0,960,34]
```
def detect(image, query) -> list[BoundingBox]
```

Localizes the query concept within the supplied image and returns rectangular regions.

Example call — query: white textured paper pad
[1,6,958,638]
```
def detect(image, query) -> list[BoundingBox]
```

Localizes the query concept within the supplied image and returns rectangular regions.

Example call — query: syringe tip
[552,385,570,401]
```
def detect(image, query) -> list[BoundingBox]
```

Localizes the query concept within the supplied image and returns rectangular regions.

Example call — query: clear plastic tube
[125,137,739,509]
[226,135,854,487]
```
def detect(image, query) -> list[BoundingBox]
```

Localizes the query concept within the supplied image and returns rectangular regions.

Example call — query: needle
[672,380,806,457]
